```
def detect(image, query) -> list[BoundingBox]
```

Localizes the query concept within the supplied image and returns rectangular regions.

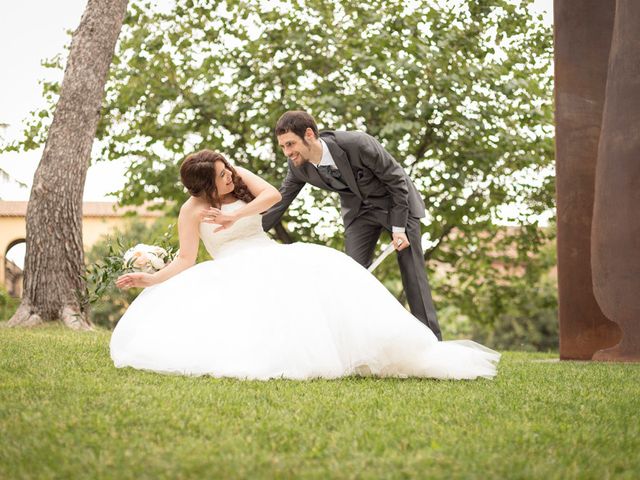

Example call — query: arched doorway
[4,239,25,298]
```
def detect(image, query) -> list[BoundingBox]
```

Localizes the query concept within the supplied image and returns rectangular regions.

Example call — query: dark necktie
[317,165,349,191]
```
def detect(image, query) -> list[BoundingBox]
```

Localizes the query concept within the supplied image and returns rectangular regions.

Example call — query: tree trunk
[9,0,129,330]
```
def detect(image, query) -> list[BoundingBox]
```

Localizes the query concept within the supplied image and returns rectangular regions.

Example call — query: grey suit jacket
[262,130,426,230]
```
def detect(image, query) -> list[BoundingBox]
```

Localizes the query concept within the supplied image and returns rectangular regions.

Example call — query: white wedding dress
[110,200,500,380]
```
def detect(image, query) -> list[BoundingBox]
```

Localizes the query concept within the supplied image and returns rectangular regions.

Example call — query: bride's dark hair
[180,150,255,207]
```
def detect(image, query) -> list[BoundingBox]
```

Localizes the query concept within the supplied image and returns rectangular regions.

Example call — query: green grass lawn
[1,325,639,479]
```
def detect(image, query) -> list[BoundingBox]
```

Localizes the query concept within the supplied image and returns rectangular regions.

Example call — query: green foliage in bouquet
[79,218,178,326]
[79,240,127,310]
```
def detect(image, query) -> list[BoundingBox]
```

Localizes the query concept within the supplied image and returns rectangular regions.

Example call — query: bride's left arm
[205,167,282,229]
[231,167,282,217]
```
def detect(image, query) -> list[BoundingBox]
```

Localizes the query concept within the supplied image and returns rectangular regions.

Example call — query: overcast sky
[0,0,554,202]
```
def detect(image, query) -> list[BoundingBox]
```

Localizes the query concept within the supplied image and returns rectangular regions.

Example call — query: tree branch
[424,224,456,261]
[409,127,435,177]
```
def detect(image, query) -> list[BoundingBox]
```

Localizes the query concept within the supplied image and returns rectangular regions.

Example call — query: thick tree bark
[9,0,128,330]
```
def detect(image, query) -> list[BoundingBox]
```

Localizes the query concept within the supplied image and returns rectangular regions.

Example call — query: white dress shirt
[316,139,405,233]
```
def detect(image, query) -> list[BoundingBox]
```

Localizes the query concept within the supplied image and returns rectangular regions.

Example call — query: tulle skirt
[110,242,500,380]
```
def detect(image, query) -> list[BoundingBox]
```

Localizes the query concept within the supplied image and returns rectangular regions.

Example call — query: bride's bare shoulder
[180,197,207,217]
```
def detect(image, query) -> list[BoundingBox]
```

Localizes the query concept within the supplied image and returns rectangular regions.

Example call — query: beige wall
[0,217,27,286]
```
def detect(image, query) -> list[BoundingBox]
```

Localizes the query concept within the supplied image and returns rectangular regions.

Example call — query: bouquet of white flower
[123,244,170,273]
[78,222,178,311]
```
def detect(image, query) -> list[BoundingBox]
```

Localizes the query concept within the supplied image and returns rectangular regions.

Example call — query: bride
[110,150,500,380]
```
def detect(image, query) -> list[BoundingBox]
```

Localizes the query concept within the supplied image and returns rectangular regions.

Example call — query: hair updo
[180,149,255,207]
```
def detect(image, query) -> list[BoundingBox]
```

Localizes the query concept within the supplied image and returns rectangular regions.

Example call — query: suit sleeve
[359,133,410,228]
[261,164,306,232]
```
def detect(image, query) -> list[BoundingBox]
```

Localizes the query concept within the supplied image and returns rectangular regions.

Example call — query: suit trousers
[344,208,442,340]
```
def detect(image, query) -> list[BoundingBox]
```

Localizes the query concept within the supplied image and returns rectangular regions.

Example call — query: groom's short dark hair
[275,111,319,139]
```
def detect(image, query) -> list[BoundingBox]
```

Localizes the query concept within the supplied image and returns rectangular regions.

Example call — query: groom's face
[277,130,313,167]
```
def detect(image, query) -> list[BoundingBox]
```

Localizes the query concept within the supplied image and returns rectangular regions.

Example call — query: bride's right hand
[116,272,155,290]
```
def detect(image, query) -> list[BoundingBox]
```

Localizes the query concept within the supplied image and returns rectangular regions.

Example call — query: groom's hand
[392,232,410,251]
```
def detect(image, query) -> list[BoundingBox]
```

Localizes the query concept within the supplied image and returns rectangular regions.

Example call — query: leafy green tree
[7,0,555,331]
[437,234,558,350]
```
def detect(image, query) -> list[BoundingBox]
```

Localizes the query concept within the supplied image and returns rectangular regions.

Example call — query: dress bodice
[199,200,274,258]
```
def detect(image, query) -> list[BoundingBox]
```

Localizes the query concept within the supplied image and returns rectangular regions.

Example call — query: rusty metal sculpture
[590,0,640,361]
[555,0,639,361]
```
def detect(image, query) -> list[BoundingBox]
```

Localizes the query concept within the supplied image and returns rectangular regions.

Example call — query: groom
[262,111,442,340]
